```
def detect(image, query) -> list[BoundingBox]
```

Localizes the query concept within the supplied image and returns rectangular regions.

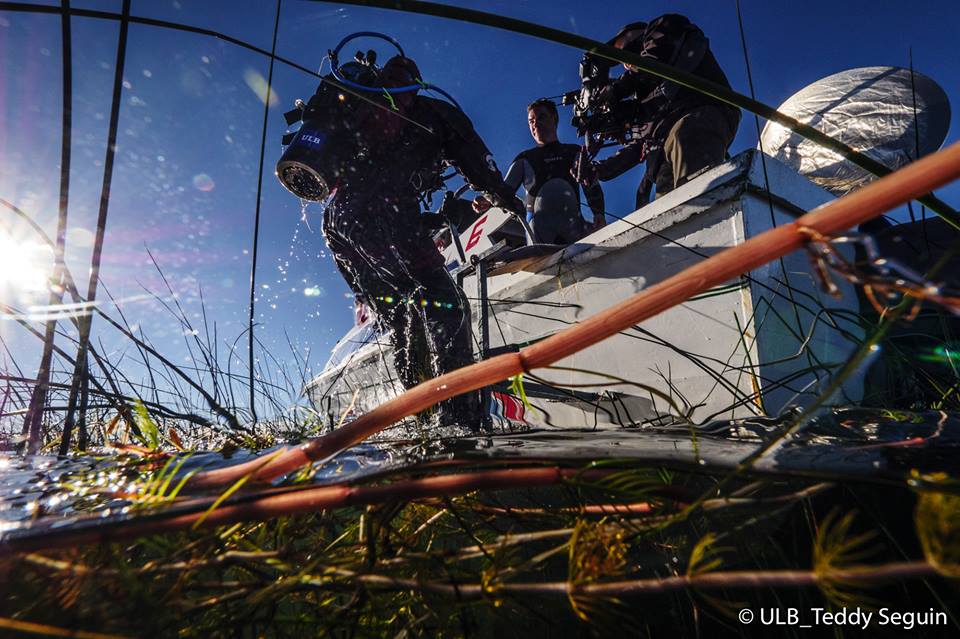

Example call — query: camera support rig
[561,52,646,156]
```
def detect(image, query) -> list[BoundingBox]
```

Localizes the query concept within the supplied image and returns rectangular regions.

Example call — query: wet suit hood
[382,55,422,92]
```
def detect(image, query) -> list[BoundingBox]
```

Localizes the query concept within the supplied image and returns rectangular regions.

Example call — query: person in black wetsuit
[320,56,521,426]
[476,99,605,244]
[580,15,741,207]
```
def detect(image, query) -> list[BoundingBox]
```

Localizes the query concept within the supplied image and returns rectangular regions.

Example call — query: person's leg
[529,211,584,244]
[531,179,585,244]
[392,230,480,427]
[652,153,675,200]
[658,105,735,197]
[635,178,653,209]
[391,299,429,389]
[325,201,480,427]
[324,204,419,387]
[389,225,472,372]
[356,214,473,382]
[560,212,586,244]
[527,212,547,244]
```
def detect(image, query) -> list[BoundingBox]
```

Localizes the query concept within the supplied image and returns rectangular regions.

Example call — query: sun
[0,228,53,301]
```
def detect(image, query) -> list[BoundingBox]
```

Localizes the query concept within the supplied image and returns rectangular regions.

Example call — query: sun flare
[0,229,53,300]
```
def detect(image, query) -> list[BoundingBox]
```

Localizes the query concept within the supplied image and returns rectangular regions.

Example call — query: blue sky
[1,0,958,417]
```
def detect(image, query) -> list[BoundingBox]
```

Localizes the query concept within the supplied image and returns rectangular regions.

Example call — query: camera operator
[580,15,741,207]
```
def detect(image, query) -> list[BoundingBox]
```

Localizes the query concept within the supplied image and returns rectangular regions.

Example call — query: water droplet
[192,173,215,192]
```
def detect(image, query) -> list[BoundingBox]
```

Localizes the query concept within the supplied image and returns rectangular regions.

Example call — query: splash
[299,198,315,232]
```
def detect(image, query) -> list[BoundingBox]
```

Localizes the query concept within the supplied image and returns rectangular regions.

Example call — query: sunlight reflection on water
[0,408,958,544]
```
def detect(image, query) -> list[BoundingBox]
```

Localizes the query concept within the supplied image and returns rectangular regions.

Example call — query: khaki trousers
[654,105,740,198]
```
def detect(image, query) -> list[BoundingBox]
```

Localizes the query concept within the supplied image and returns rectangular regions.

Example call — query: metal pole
[474,256,491,430]
[58,0,130,455]
[439,191,466,263]
[512,210,536,245]
[22,0,73,454]
[247,0,282,426]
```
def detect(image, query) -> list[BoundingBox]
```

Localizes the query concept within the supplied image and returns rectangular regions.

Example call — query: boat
[306,149,867,430]
[304,65,954,432]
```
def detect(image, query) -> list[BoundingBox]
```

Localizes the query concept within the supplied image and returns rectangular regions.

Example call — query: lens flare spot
[192,173,215,192]
[303,286,324,297]
[243,68,279,107]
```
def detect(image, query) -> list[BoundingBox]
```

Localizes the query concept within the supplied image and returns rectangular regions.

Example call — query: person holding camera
[581,14,741,207]
[475,98,606,243]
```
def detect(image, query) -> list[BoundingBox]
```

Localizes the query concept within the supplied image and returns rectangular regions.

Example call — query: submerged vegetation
[2,1,960,637]
[3,448,960,637]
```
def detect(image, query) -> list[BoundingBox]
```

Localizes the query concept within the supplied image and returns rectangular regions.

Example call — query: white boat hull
[306,151,864,431]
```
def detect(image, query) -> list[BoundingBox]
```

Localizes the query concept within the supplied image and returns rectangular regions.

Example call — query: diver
[578,15,741,207]
[276,45,522,429]
[474,98,606,244]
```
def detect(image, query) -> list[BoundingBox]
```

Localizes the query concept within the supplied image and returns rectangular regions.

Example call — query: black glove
[485,192,525,217]
[420,212,448,233]
[506,195,525,216]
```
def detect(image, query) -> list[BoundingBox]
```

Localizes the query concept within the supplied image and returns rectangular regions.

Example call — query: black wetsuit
[322,96,517,420]
[505,141,605,244]
[595,14,741,205]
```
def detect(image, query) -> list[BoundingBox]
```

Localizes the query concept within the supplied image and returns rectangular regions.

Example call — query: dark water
[2,408,958,548]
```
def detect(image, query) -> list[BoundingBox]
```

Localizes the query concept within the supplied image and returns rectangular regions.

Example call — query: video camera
[275,52,386,202]
[561,52,643,154]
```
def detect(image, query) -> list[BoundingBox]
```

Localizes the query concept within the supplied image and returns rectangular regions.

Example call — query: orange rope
[190,142,960,489]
